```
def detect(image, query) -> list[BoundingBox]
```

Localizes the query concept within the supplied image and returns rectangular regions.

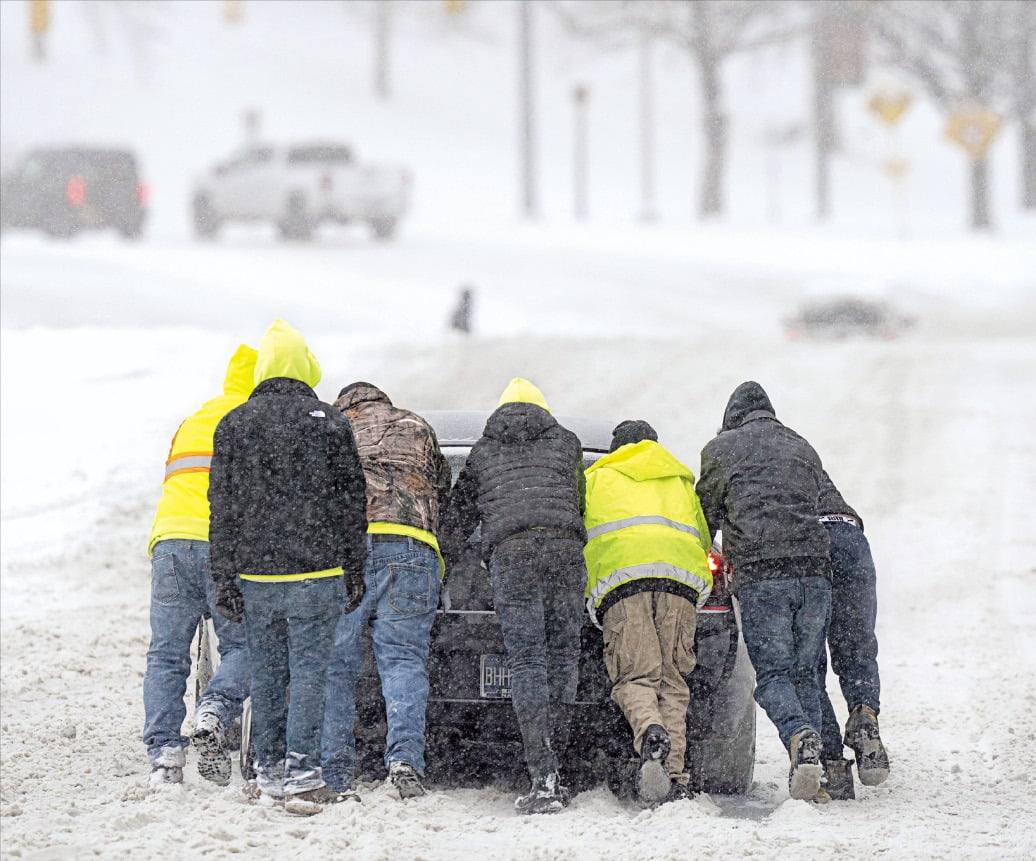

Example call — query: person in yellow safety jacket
[583,419,713,807]
[143,344,256,788]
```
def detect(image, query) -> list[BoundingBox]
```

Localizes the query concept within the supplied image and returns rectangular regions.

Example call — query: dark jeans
[489,535,587,780]
[738,575,832,751]
[322,536,440,790]
[818,521,881,758]
[241,575,345,794]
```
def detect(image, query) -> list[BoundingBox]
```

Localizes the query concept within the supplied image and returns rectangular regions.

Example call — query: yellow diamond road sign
[945,105,1001,160]
[868,89,913,126]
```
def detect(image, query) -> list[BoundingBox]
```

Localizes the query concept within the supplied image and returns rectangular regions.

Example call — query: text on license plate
[479,653,511,699]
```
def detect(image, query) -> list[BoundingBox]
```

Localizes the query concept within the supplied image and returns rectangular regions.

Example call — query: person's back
[439,378,587,816]
[208,319,368,813]
[696,381,832,803]
[322,382,451,800]
[583,420,713,805]
[697,381,829,587]
[143,344,256,788]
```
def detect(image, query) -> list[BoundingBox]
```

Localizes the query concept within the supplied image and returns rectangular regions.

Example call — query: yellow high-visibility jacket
[583,440,713,626]
[147,345,257,556]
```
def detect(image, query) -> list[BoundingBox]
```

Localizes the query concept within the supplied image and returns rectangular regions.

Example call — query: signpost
[867,85,914,238]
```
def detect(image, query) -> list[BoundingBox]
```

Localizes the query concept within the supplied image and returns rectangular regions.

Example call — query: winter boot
[844,704,889,786]
[636,724,672,805]
[148,745,186,788]
[823,757,856,800]
[192,710,232,786]
[389,761,426,799]
[660,777,694,805]
[282,784,359,816]
[788,728,823,801]
[514,772,569,815]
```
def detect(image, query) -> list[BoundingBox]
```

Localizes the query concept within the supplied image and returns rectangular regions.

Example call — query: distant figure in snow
[439,378,588,815]
[208,319,368,814]
[813,470,890,800]
[449,285,474,334]
[142,344,256,788]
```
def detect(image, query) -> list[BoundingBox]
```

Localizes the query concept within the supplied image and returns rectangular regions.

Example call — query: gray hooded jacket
[696,382,830,592]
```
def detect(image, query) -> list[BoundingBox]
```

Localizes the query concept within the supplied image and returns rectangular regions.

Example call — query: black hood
[722,381,775,431]
[484,401,557,443]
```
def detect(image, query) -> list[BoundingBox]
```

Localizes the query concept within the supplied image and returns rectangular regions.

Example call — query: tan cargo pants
[601,591,698,780]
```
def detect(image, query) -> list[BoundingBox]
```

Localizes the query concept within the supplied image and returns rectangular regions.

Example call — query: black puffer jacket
[208,377,368,583]
[696,381,830,593]
[440,402,586,566]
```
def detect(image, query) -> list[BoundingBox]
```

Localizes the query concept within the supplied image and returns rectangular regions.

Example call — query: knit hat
[609,419,658,452]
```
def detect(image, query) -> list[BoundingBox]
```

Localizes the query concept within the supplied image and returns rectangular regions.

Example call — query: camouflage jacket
[334,383,451,535]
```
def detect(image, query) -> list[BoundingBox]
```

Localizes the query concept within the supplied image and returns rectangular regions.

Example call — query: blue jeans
[818,522,881,758]
[489,535,587,780]
[240,575,345,795]
[321,536,441,791]
[738,575,832,751]
[142,539,249,765]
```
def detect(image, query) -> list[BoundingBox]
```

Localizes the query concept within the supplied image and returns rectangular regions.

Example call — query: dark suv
[0,147,147,239]
[350,411,757,796]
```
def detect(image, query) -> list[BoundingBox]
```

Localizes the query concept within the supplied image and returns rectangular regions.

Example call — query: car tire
[193,195,220,240]
[369,217,396,241]
[118,220,144,240]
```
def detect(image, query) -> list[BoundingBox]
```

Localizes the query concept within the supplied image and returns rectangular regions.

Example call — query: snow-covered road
[2,231,1035,859]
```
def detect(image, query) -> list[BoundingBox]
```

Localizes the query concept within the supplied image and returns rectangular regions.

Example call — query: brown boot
[788,729,823,801]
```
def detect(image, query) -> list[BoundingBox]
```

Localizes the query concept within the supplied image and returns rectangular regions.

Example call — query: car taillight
[137,182,149,206]
[708,549,728,592]
[320,172,332,192]
[66,176,86,206]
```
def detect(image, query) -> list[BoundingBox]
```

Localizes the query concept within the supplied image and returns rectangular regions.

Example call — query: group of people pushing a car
[142,318,889,816]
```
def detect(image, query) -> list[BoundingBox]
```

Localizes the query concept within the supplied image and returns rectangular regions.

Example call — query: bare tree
[554,0,798,219]
[1003,2,1036,209]
[869,0,1019,229]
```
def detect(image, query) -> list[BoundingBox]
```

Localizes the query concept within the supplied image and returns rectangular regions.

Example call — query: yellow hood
[497,377,551,413]
[223,344,258,397]
[254,319,322,388]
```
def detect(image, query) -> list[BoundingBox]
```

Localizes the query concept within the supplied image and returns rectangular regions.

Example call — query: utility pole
[573,85,589,220]
[638,31,658,222]
[519,1,538,219]
[374,0,391,101]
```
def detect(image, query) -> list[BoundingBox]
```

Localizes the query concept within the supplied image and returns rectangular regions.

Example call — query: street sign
[868,88,913,126]
[945,104,1001,160]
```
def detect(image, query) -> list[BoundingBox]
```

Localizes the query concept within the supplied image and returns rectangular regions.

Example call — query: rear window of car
[286,145,353,165]
[22,149,138,180]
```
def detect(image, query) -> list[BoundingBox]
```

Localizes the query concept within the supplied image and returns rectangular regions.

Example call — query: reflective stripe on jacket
[583,440,713,626]
[147,345,256,555]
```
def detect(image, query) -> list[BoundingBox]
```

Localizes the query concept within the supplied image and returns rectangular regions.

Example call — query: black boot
[823,757,856,800]
[636,724,672,804]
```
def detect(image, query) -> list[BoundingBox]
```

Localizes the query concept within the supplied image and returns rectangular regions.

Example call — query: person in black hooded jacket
[439,378,587,816]
[208,319,368,812]
[696,381,832,803]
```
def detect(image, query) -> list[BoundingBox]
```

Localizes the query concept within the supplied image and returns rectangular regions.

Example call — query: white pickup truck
[191,141,411,241]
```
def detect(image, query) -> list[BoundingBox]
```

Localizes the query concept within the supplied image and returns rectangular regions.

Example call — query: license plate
[479,653,511,699]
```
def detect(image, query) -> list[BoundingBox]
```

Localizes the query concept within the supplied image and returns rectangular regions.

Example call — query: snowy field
[3,2,1036,859]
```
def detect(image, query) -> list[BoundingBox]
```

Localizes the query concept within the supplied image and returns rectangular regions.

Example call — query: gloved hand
[215,579,245,623]
[342,567,366,614]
